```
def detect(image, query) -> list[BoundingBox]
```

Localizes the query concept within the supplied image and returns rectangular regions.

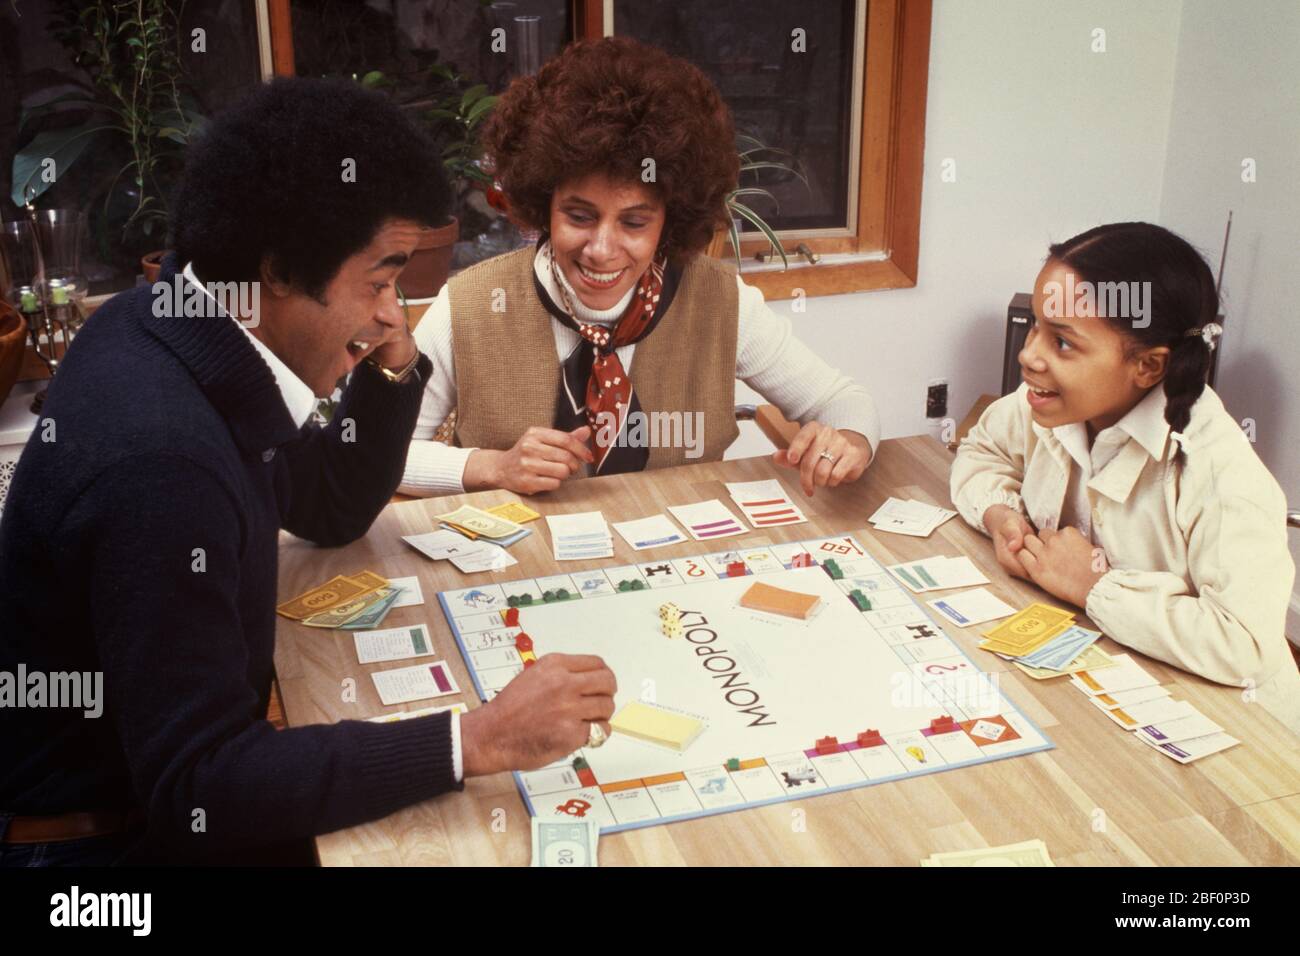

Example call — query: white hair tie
[1186,322,1223,351]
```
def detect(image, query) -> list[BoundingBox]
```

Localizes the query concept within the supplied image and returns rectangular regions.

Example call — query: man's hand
[1019,526,1109,608]
[459,653,617,776]
[772,424,872,497]
[464,425,595,494]
[367,321,418,372]
[983,504,1035,580]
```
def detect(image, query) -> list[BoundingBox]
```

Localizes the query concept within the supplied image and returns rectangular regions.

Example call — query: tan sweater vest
[447,247,739,469]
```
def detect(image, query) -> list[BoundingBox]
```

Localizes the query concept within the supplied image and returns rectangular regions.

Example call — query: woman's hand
[772,424,872,497]
[465,425,594,494]
[1019,526,1109,607]
[982,504,1035,580]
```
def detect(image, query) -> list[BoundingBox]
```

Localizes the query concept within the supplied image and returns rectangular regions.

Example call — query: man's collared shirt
[182,261,318,429]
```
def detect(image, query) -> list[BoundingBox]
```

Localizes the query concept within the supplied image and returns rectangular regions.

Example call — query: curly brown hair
[481,36,739,264]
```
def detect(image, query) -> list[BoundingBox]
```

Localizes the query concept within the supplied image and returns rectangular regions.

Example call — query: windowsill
[733,253,917,301]
[737,249,890,275]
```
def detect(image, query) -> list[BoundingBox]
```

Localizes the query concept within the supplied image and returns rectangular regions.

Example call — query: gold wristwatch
[364,348,422,385]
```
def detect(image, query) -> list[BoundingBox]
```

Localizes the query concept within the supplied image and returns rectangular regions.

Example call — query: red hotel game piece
[929,715,956,734]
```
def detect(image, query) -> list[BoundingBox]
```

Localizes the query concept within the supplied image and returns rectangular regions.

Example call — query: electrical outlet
[926,379,948,419]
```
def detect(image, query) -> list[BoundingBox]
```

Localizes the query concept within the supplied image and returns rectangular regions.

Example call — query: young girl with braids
[952,222,1300,732]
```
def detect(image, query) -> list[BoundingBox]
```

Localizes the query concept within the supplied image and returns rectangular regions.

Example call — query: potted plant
[355,64,502,297]
[706,133,809,269]
[9,0,205,287]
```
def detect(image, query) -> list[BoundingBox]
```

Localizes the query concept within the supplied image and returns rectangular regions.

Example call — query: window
[583,0,932,299]
[278,0,572,272]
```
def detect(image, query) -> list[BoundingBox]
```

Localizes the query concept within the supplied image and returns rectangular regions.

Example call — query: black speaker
[1001,293,1033,396]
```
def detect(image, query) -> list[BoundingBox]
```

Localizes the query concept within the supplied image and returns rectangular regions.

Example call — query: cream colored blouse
[951,383,1300,734]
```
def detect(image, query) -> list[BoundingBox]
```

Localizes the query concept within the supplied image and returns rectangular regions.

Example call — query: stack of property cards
[724,479,808,528]
[868,497,957,537]
[401,528,517,574]
[920,840,1055,867]
[887,555,989,592]
[667,499,747,540]
[353,623,437,664]
[276,570,388,621]
[437,504,532,548]
[611,513,687,550]
[531,817,599,867]
[546,510,615,560]
[371,660,460,705]
[1071,654,1240,763]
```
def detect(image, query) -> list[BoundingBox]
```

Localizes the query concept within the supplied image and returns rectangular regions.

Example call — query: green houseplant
[710,133,808,270]
[354,64,500,297]
[10,0,205,283]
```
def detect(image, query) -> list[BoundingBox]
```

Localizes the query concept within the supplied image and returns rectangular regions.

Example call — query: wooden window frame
[575,0,932,300]
[272,0,932,301]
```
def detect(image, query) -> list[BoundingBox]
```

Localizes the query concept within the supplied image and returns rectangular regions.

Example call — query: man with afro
[0,78,615,865]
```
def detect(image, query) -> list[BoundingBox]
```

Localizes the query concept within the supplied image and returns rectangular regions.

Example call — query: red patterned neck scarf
[544,242,670,472]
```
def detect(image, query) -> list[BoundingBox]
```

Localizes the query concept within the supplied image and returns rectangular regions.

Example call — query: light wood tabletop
[274,436,1300,866]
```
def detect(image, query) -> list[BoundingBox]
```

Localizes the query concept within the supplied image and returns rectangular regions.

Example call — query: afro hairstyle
[172,77,451,300]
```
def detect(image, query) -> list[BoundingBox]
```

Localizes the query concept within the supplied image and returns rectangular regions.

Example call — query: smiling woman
[400,36,882,498]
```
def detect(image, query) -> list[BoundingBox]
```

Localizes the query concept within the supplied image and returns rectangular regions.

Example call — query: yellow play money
[982,602,1075,646]
[436,505,523,539]
[487,501,541,524]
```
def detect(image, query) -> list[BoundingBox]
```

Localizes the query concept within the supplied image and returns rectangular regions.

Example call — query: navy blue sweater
[0,265,457,862]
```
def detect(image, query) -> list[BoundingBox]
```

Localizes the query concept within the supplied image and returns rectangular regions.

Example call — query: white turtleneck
[399,248,880,495]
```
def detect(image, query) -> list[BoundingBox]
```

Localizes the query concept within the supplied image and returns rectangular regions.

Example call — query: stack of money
[978,602,1109,676]
[302,585,407,630]
[921,839,1054,867]
[276,570,403,630]
[530,817,599,867]
[437,505,532,548]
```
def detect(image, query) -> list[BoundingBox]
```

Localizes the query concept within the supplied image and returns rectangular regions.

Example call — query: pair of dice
[659,602,683,638]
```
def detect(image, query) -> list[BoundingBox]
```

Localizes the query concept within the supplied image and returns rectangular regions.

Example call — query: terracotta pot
[141,249,168,283]
[0,301,28,408]
[398,217,458,299]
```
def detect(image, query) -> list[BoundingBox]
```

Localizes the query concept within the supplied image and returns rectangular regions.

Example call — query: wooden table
[274,437,1300,866]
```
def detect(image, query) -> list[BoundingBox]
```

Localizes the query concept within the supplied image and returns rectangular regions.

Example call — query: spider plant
[723,133,810,270]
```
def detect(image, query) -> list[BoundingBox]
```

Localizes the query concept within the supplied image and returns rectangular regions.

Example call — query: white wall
[1155,0,1300,636]
[731,0,1183,454]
